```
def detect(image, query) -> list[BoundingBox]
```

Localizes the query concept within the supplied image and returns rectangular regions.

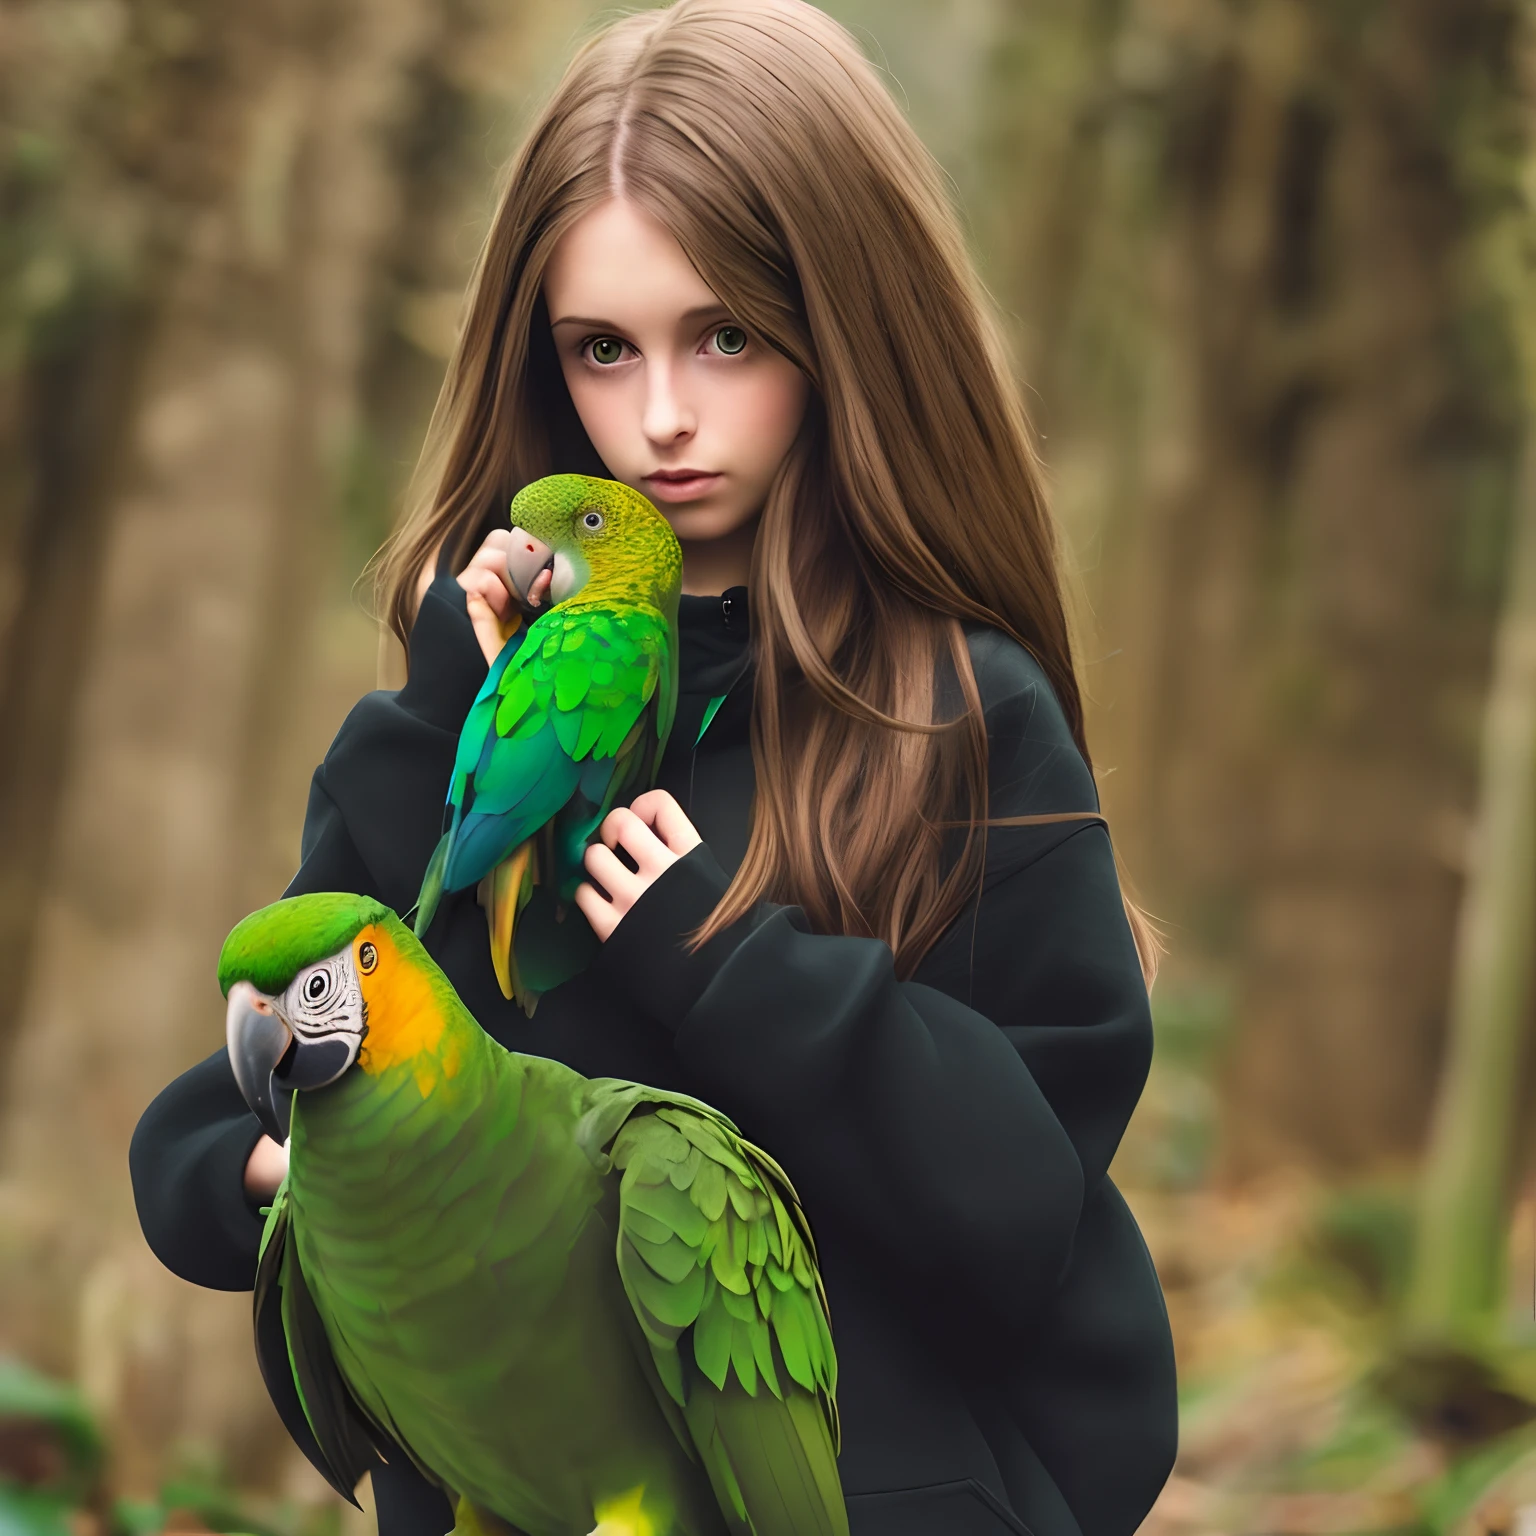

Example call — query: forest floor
[1118,989,1536,1536]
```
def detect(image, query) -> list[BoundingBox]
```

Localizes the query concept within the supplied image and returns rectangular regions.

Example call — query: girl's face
[544,198,810,552]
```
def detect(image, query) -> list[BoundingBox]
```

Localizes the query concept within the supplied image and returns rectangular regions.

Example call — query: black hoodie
[130,573,1176,1536]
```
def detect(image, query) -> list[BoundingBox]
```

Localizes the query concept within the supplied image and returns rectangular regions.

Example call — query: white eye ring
[303,968,332,1004]
[581,510,604,531]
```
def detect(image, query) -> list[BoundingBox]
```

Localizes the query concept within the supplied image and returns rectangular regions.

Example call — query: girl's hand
[575,790,703,941]
[244,1134,289,1202]
[456,529,525,666]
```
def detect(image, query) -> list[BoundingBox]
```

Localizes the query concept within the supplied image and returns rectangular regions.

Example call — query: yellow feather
[591,1486,657,1536]
[483,843,534,1005]
[352,925,462,1094]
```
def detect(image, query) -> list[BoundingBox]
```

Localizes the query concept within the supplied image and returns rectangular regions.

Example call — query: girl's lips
[643,471,722,503]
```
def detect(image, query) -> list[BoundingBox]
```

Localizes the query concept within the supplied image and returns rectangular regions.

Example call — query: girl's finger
[466,546,514,582]
[573,880,619,942]
[583,840,646,908]
[464,529,515,567]
[628,790,704,857]
[601,807,676,877]
[459,567,511,618]
[462,595,504,666]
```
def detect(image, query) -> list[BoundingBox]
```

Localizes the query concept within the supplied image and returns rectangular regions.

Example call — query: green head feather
[218,892,392,997]
[510,474,682,610]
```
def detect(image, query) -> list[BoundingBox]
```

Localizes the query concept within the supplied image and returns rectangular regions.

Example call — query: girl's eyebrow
[549,302,733,331]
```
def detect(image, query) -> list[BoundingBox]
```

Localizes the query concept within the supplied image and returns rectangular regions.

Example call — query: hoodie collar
[677,585,751,697]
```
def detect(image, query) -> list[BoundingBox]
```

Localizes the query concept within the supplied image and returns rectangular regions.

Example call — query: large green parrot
[413,474,682,1013]
[222,892,846,1536]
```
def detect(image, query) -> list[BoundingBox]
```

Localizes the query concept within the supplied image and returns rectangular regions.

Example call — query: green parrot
[413,474,683,1013]
[222,891,847,1536]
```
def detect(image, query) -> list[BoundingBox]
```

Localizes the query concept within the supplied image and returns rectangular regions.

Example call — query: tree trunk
[986,0,1524,1176]
[1410,406,1536,1332]
[1409,9,1536,1330]
[0,0,457,1501]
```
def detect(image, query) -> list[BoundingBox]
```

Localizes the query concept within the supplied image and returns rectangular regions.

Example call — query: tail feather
[413,832,452,939]
[483,842,536,1009]
[683,1377,848,1536]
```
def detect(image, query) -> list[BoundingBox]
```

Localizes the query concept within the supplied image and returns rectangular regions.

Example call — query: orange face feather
[351,923,464,1098]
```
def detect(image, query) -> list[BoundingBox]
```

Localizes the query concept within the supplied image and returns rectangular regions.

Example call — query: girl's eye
[713,326,747,355]
[589,337,625,365]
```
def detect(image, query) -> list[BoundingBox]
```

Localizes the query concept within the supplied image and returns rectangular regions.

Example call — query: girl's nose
[642,360,696,445]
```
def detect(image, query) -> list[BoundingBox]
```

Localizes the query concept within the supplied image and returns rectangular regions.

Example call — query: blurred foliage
[0,1356,103,1536]
[1132,1164,1536,1534]
[0,1357,339,1536]
[1299,1183,1418,1318]
[1115,981,1233,1190]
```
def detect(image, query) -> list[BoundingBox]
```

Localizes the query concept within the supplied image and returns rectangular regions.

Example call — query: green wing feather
[417,600,676,1008]
[253,1184,386,1504]
[576,1083,847,1536]
[506,602,671,777]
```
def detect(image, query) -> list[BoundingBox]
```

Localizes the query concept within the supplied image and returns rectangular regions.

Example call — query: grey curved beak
[226,980,294,1141]
[505,527,555,612]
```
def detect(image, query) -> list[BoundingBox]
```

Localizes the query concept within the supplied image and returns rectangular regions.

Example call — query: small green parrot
[222,892,846,1536]
[413,474,683,1012]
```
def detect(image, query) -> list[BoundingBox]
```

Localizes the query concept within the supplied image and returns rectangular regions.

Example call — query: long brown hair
[374,0,1160,986]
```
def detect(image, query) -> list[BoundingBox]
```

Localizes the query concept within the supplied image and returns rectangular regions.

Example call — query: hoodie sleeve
[129,574,485,1291]
[127,773,392,1291]
[591,628,1154,1325]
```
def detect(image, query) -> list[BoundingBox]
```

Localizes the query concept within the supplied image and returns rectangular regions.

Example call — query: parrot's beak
[226,980,294,1142]
[505,527,556,613]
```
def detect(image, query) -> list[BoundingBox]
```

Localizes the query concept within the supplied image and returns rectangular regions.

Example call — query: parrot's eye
[581,510,604,531]
[283,956,362,1040]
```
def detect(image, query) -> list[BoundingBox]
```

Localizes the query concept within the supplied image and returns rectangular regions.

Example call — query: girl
[130,2,1177,1533]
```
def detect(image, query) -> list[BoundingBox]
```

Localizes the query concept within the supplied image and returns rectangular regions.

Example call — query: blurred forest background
[3,0,1536,1533]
